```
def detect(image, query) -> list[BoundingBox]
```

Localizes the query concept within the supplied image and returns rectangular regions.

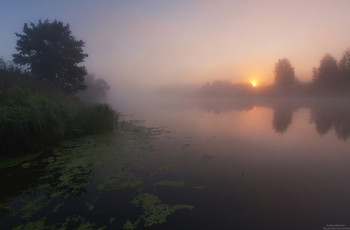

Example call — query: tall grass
[0,87,118,155]
[69,103,118,136]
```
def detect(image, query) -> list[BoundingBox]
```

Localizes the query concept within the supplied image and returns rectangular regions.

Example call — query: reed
[68,103,119,137]
[0,88,65,154]
[0,87,118,155]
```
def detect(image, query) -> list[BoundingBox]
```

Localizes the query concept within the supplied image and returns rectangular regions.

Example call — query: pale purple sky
[1,0,350,89]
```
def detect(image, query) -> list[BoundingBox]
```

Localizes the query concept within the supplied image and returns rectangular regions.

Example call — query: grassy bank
[0,69,118,155]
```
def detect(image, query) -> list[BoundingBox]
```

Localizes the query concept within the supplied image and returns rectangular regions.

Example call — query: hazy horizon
[2,0,350,94]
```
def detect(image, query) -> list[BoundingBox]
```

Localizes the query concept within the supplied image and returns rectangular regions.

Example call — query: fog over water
[107,92,350,229]
[2,1,350,229]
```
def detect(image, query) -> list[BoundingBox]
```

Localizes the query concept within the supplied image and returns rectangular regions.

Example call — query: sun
[250,80,258,87]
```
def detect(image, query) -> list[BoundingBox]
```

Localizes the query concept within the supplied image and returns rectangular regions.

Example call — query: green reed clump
[0,88,65,154]
[0,87,118,155]
[69,103,119,136]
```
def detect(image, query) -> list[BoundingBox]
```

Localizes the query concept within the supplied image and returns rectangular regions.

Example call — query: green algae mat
[0,120,210,229]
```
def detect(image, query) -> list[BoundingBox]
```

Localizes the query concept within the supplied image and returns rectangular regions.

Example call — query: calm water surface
[124,98,350,229]
[1,98,350,229]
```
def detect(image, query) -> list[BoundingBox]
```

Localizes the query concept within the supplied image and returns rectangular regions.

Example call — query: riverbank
[0,85,118,156]
[0,62,119,156]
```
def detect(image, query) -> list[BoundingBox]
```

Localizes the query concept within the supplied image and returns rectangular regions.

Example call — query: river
[1,97,350,229]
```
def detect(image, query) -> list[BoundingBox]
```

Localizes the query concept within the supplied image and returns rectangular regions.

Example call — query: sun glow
[250,80,258,87]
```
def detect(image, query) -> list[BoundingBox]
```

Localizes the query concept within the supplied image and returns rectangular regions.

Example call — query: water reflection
[272,104,296,133]
[199,98,350,140]
[310,101,350,140]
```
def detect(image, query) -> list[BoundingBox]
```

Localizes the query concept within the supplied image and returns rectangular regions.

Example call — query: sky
[1,0,350,90]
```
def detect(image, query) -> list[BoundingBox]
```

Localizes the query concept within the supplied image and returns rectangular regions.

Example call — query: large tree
[313,54,338,87]
[274,58,296,87]
[13,19,88,93]
[339,48,350,84]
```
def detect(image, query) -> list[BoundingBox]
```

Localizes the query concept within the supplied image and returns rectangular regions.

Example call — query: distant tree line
[273,49,350,96]
[199,80,254,97]
[199,48,350,97]
[311,50,350,94]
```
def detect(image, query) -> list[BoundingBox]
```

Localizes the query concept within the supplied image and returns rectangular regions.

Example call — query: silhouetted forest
[199,49,350,97]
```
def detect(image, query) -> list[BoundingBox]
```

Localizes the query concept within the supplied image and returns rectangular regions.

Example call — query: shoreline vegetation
[0,65,118,155]
[1,19,350,157]
[0,19,118,156]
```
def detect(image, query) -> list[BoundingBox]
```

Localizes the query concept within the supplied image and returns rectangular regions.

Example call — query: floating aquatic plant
[0,203,10,211]
[13,218,46,230]
[0,151,42,169]
[86,203,94,211]
[125,193,194,228]
[16,195,50,220]
[97,172,143,192]
[21,162,32,168]
[122,220,138,230]
[109,217,115,224]
[1,119,203,230]
[53,203,64,213]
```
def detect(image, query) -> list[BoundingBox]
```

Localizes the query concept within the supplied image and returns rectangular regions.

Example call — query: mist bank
[148,49,350,99]
[148,79,350,103]
[197,80,337,98]
[116,86,350,141]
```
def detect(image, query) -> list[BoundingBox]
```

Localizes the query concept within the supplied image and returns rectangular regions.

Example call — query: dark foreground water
[1,98,350,230]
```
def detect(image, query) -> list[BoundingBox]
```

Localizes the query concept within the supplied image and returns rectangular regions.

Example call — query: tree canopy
[313,54,339,92]
[339,49,350,83]
[78,74,110,102]
[13,19,88,94]
[274,58,296,87]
